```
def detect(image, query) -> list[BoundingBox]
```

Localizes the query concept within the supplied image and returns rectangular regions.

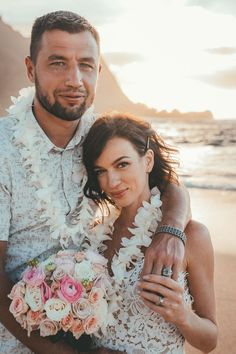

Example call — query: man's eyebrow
[47,55,96,63]
[48,54,66,61]
[78,57,96,63]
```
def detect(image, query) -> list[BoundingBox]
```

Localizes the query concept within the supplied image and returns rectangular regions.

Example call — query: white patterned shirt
[0,107,95,353]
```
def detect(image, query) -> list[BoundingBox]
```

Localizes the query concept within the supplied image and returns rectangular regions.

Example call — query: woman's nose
[107,170,121,188]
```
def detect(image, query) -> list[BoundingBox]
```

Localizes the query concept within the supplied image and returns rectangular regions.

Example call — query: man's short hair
[30,10,100,63]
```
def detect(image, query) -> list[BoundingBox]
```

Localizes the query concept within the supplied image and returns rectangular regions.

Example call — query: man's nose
[65,66,83,87]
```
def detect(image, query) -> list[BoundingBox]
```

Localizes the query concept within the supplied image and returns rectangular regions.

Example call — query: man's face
[27,30,100,121]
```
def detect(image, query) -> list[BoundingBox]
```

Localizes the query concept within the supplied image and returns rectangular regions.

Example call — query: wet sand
[185,189,236,354]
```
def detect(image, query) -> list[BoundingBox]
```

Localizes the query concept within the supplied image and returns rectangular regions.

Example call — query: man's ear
[145,149,154,173]
[25,56,35,83]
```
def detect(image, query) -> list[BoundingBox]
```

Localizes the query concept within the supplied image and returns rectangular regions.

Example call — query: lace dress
[94,261,192,354]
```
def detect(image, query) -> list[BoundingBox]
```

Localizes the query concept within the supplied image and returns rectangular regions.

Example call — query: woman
[82,113,217,354]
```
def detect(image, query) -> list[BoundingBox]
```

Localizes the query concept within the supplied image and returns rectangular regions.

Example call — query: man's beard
[35,76,88,121]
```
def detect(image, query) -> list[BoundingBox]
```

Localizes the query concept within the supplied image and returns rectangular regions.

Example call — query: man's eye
[80,63,93,70]
[51,61,65,67]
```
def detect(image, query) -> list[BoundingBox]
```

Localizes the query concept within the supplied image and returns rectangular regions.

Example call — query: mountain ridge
[0,18,213,120]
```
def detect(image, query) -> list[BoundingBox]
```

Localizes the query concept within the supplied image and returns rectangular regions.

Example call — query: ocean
[148,118,236,191]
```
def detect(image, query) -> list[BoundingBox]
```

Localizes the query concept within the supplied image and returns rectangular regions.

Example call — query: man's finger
[171,261,181,281]
[152,262,163,276]
[141,254,154,277]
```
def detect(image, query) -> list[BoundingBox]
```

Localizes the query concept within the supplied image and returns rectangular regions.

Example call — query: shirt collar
[26,105,95,153]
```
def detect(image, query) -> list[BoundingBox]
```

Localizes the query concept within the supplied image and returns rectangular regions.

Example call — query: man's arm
[0,172,84,354]
[142,182,191,280]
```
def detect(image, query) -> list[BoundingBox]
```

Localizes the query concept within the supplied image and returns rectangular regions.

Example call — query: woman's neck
[115,189,152,231]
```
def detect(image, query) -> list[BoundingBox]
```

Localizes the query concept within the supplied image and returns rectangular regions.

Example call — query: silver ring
[156,295,164,306]
[162,266,173,277]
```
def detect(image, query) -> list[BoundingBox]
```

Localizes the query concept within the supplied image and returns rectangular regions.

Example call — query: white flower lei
[8,87,95,248]
[84,187,163,287]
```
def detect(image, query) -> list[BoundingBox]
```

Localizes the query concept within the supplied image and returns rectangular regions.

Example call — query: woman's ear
[145,149,154,173]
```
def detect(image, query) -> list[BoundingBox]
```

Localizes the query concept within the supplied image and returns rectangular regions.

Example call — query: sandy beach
[185,188,236,354]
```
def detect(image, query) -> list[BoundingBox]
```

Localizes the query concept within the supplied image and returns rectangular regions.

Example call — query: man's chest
[10,147,85,230]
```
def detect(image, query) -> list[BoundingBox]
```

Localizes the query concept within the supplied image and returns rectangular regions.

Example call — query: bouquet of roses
[8,249,118,340]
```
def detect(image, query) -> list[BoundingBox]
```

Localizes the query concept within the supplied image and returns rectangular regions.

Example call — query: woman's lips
[110,189,128,199]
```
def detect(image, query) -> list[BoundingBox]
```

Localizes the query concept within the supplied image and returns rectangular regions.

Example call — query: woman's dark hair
[82,112,179,208]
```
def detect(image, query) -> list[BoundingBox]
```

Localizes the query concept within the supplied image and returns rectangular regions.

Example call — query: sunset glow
[1,0,236,118]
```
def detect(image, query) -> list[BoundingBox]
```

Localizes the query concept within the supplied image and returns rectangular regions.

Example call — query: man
[0,11,190,354]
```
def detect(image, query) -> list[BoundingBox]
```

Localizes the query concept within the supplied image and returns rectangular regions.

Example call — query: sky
[1,0,236,119]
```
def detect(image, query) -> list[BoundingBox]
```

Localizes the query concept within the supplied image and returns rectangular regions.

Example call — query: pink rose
[39,318,60,337]
[61,313,74,332]
[88,288,104,305]
[52,267,66,281]
[9,296,29,317]
[58,276,83,303]
[40,281,52,303]
[22,266,45,287]
[8,281,25,300]
[26,310,43,327]
[71,298,92,319]
[83,315,100,334]
[71,319,84,339]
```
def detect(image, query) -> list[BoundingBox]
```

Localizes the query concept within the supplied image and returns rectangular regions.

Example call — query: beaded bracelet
[156,225,187,246]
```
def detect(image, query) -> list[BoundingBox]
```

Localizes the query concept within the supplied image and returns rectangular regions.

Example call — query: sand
[185,188,236,354]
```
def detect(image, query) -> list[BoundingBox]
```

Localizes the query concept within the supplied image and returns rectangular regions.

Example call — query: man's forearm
[160,181,191,230]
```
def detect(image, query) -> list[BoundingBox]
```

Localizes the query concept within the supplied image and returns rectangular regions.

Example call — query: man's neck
[32,99,80,148]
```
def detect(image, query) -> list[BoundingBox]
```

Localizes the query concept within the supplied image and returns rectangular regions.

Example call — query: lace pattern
[94,261,192,354]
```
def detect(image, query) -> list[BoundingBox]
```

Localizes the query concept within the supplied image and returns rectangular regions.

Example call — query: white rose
[93,298,108,326]
[25,286,43,311]
[74,260,95,281]
[44,298,71,321]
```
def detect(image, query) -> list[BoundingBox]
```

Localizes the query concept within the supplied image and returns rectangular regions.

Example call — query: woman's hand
[138,274,189,326]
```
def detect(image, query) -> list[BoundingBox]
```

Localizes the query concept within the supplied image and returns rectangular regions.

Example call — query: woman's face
[94,137,154,209]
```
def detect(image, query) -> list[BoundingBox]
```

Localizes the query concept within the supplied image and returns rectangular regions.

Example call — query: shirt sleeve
[0,157,11,241]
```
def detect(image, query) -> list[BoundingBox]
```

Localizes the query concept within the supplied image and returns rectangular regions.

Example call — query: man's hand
[142,181,190,280]
[142,233,185,281]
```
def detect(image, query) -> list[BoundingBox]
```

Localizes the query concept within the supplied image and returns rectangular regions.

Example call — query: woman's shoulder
[185,220,213,267]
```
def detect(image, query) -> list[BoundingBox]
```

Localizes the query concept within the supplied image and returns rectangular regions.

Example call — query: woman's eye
[94,169,105,176]
[117,162,129,168]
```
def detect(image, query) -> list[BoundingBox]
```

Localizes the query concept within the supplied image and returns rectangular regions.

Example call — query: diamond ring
[162,266,173,277]
[156,295,164,306]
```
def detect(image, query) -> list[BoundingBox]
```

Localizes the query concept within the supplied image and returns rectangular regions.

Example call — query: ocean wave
[183,180,236,191]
